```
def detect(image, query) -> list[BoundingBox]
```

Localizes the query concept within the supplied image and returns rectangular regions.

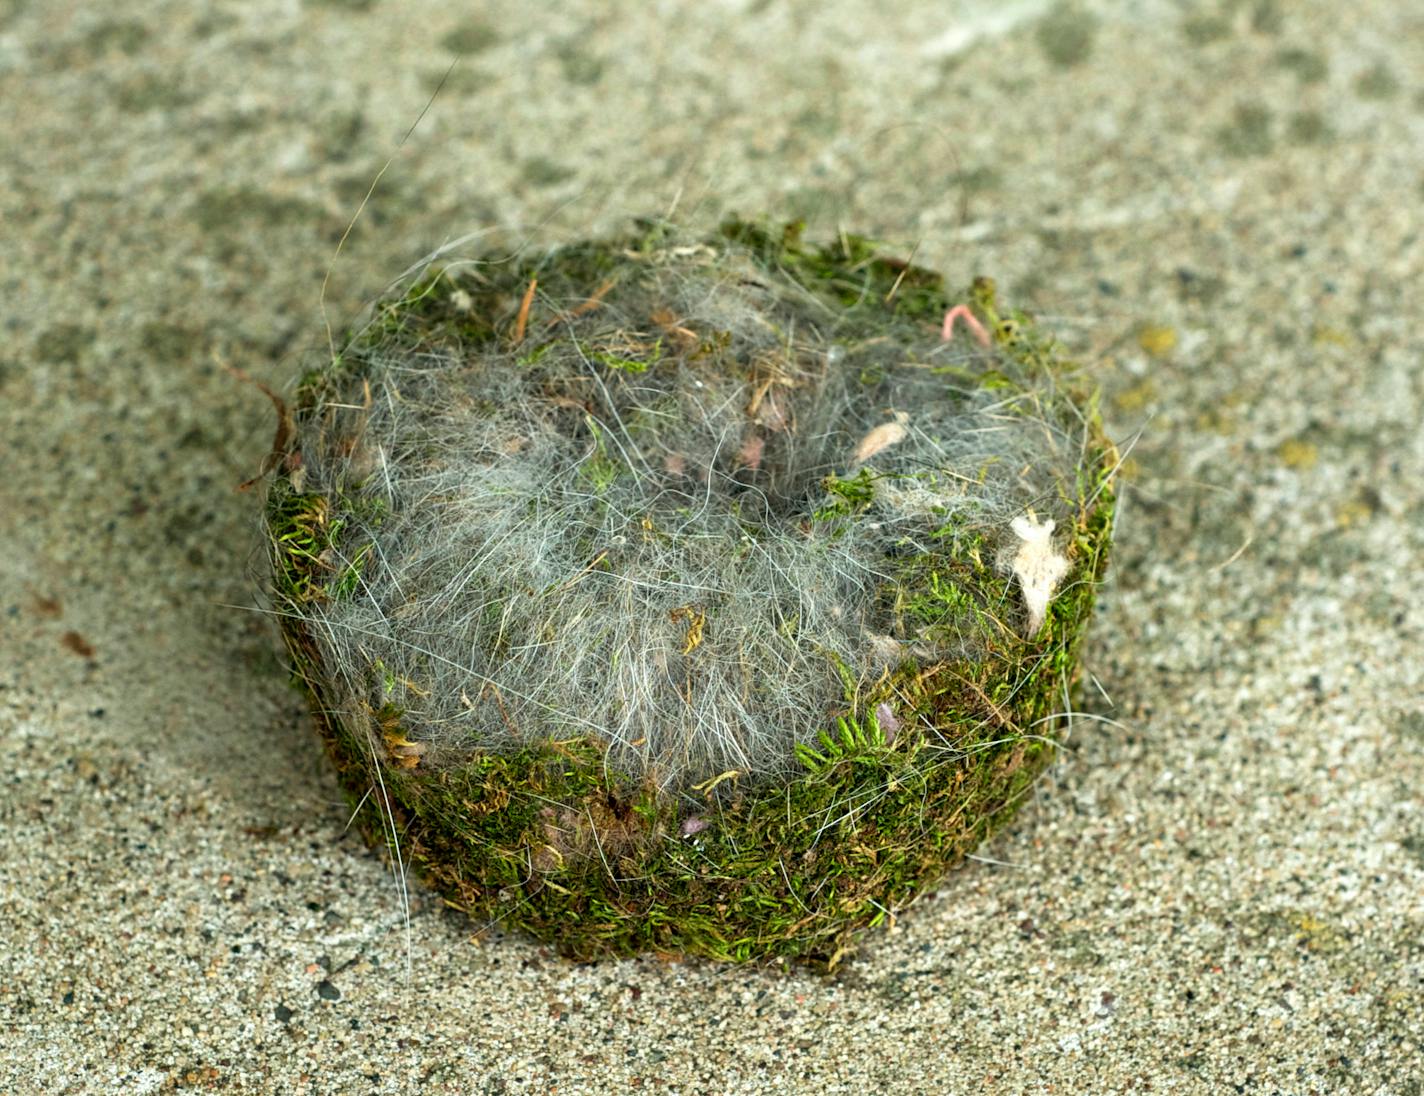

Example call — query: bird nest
[263,218,1117,968]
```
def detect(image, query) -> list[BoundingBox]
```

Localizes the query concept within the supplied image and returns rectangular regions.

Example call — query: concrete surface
[2,0,1422,1092]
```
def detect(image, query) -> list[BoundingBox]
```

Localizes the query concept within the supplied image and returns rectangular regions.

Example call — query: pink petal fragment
[680,815,710,837]
[941,303,991,347]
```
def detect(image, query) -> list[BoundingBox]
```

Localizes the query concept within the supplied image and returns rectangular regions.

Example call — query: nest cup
[265,218,1117,967]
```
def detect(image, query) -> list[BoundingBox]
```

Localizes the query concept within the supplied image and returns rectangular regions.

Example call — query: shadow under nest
[263,217,1117,968]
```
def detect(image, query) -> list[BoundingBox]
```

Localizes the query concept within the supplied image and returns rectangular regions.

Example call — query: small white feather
[1010,515,1069,635]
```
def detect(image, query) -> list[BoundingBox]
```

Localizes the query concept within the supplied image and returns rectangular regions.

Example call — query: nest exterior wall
[265,219,1117,966]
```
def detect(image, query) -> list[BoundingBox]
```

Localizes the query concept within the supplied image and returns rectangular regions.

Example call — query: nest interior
[264,218,1117,967]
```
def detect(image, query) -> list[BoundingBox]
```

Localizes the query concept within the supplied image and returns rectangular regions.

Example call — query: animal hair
[287,226,1089,795]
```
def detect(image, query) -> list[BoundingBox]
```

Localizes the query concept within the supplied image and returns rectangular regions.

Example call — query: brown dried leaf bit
[224,357,295,492]
[670,605,706,655]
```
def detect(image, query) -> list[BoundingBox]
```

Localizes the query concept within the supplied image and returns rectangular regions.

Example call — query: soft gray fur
[292,240,1089,791]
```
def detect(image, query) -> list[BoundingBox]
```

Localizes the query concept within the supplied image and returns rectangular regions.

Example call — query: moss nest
[264,218,1117,968]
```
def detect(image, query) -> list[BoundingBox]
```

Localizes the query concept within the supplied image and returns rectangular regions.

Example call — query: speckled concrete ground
[2,1,1422,1092]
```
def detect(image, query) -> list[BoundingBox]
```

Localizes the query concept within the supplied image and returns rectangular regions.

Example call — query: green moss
[265,219,1117,968]
[267,489,339,604]
[287,621,1105,966]
[815,468,877,522]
